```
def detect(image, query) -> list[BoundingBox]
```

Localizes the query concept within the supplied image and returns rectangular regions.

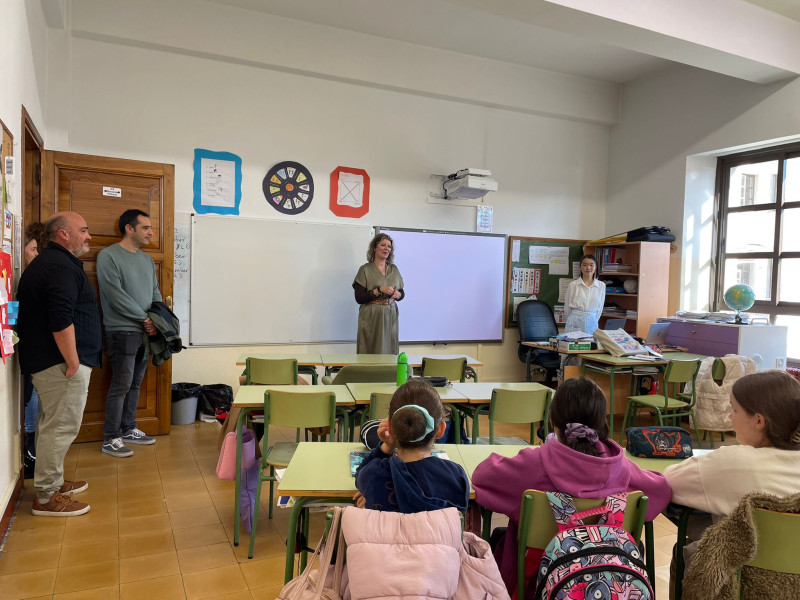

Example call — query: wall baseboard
[0,472,24,548]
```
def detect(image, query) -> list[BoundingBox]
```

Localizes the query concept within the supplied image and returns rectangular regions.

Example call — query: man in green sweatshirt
[97,209,162,457]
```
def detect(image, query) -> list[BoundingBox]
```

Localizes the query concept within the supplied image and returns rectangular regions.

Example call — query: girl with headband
[472,377,672,596]
[354,379,469,513]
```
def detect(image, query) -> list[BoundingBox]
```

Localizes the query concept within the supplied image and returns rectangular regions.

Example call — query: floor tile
[177,542,238,573]
[183,564,248,600]
[53,560,119,594]
[169,506,221,530]
[59,539,120,567]
[239,556,286,589]
[174,522,229,549]
[119,550,180,583]
[53,585,121,600]
[118,513,172,537]
[119,574,186,600]
[118,530,176,558]
[0,569,57,599]
[0,546,61,574]
[117,498,169,519]
[165,491,214,513]
[5,526,65,552]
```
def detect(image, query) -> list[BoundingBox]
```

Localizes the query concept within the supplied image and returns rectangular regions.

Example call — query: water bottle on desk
[397,352,408,386]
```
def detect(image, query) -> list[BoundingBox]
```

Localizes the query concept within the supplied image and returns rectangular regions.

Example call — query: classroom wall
[50,2,613,390]
[0,0,50,523]
[607,65,800,314]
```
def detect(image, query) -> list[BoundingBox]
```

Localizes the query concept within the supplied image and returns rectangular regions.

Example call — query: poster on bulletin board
[505,237,586,328]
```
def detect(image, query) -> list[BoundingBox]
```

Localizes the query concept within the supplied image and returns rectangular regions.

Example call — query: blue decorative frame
[192,148,242,215]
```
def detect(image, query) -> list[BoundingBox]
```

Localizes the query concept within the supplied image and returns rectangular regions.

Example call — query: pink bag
[216,429,257,481]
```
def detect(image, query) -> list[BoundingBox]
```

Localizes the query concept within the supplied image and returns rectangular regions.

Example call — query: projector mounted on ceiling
[442,168,498,200]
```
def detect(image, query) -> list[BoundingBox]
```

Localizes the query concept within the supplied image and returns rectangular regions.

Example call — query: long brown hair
[732,370,800,450]
[549,377,609,456]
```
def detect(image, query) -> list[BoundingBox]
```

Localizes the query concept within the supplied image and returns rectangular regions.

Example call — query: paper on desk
[629,354,659,361]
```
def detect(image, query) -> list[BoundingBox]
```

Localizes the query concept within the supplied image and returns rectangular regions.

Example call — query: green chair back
[747,507,800,574]
[517,490,648,597]
[369,392,393,420]
[656,359,701,408]
[422,357,467,382]
[326,364,397,385]
[489,388,552,444]
[265,390,336,431]
[246,357,298,385]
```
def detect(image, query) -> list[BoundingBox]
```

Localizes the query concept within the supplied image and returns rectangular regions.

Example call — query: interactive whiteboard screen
[379,227,506,344]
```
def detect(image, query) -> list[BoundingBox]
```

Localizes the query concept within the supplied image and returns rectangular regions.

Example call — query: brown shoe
[32,492,90,517]
[59,480,88,496]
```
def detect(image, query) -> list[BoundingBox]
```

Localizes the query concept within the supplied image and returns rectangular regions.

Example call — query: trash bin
[171,382,201,425]
[198,384,234,423]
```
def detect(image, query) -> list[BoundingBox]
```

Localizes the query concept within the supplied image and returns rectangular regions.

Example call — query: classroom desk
[319,353,483,376]
[345,382,469,442]
[231,384,355,547]
[276,442,469,582]
[522,341,605,366]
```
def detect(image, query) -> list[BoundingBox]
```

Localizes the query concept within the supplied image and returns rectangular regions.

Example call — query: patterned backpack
[531,492,653,600]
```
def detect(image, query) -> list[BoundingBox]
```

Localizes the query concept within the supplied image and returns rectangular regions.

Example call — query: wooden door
[41,151,174,442]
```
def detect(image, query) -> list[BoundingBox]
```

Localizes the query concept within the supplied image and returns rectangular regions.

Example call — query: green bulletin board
[504,237,586,328]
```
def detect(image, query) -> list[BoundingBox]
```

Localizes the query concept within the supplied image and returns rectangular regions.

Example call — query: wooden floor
[0,418,688,600]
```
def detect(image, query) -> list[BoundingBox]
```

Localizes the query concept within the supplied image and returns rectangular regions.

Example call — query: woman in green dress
[353,233,405,354]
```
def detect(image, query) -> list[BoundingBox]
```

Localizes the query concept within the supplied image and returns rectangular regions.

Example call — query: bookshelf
[583,241,670,338]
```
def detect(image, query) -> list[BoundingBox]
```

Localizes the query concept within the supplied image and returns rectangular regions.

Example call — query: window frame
[713,141,800,363]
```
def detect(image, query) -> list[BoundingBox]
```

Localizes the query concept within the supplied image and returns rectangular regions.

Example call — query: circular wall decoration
[262,161,314,214]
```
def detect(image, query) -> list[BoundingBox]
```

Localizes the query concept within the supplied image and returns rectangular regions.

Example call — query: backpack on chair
[531,492,653,600]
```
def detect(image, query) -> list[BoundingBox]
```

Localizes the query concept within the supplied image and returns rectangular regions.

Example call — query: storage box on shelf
[659,319,788,370]
[584,241,670,338]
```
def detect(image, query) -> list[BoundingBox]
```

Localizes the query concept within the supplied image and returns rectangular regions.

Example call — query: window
[714,142,800,363]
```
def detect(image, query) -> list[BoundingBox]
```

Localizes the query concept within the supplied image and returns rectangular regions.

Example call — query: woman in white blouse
[564,254,605,334]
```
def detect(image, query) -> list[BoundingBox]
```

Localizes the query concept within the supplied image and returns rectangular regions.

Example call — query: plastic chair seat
[627,395,690,410]
[265,442,298,468]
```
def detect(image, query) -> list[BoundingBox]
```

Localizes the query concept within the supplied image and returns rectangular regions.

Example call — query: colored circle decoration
[262,161,314,214]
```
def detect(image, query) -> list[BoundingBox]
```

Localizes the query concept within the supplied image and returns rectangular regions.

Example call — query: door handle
[166,296,173,311]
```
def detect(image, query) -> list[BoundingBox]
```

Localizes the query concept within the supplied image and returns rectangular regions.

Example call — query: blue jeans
[103,331,149,441]
[25,387,39,433]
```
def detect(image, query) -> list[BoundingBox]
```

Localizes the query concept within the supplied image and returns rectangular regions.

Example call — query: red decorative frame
[329,166,370,218]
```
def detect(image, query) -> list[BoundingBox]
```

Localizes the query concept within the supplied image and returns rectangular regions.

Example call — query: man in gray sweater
[97,209,162,457]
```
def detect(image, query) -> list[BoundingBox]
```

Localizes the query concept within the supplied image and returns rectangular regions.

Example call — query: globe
[723,284,756,323]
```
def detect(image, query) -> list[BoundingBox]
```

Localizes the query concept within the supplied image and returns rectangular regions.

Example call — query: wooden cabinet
[583,241,670,338]
[662,320,788,370]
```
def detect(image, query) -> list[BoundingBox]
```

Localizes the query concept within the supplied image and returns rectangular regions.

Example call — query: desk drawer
[665,323,739,345]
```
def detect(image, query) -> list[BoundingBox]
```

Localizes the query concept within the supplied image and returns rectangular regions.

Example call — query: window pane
[725,210,775,253]
[782,208,800,252]
[723,258,771,300]
[728,162,778,207]
[774,314,800,362]
[785,157,800,203]
[779,259,800,302]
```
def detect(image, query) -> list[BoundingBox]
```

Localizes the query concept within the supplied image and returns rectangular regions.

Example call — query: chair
[320,364,397,385]
[478,388,552,445]
[367,392,393,421]
[516,300,560,384]
[249,389,337,557]
[517,490,649,599]
[745,507,800,575]
[621,359,703,446]
[245,357,298,384]
[421,357,467,382]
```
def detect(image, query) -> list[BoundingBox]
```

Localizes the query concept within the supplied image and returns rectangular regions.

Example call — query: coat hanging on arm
[144,301,183,365]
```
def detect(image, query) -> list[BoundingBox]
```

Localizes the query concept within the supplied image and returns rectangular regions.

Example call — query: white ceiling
[205,0,800,84]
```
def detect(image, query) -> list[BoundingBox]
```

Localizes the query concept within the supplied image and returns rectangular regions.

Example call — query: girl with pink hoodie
[472,377,672,596]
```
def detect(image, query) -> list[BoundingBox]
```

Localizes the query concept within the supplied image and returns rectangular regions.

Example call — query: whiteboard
[378,227,506,344]
[190,215,372,345]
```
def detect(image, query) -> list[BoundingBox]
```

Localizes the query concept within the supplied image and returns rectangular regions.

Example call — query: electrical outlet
[776,357,786,369]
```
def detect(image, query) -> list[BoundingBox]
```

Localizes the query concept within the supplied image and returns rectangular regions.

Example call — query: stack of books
[626,310,638,319]
[602,263,634,273]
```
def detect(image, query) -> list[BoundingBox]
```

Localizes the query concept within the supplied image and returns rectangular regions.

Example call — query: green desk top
[626,448,711,474]
[580,352,707,366]
[235,353,323,366]
[345,382,468,404]
[232,384,355,406]
[276,442,468,497]
[449,382,550,403]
